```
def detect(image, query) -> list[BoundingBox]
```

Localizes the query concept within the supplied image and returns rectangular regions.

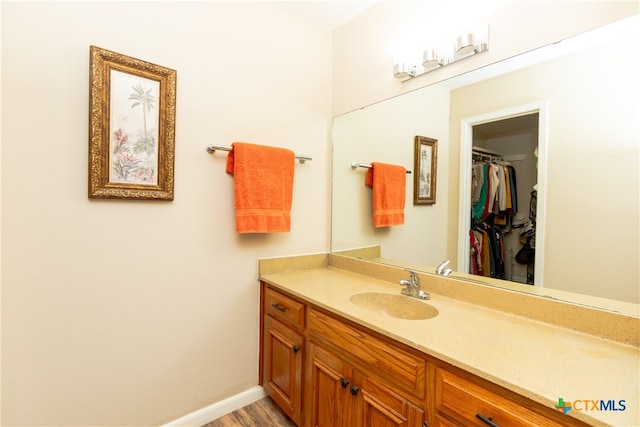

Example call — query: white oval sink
[349,292,439,320]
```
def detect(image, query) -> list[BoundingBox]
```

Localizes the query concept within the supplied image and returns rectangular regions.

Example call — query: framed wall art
[88,45,176,200]
[413,136,437,205]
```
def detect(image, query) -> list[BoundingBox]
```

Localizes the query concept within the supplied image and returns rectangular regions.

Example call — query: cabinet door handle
[350,385,360,396]
[292,345,300,353]
[475,413,500,427]
[271,303,286,312]
[340,378,349,388]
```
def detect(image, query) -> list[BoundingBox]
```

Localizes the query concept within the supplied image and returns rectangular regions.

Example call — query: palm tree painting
[89,46,176,200]
[108,69,160,185]
[128,84,157,156]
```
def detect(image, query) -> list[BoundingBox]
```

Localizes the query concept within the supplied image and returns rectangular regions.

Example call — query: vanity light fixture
[394,25,490,81]
[422,49,441,70]
[393,62,418,79]
[456,33,476,55]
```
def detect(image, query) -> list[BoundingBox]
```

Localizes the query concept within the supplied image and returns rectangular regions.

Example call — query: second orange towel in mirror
[365,162,406,228]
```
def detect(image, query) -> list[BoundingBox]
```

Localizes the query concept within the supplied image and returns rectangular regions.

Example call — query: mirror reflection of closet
[469,113,539,285]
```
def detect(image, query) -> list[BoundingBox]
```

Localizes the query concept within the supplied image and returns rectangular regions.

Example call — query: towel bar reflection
[351,162,411,173]
[207,144,312,164]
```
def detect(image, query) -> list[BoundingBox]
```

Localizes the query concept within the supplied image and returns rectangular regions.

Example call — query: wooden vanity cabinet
[306,307,426,427]
[427,360,589,427]
[261,283,589,427]
[261,286,305,425]
[307,341,425,427]
[261,284,426,427]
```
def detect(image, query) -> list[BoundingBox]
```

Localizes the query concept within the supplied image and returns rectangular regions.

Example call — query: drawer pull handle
[475,413,500,427]
[271,303,286,312]
[292,345,300,353]
[350,385,360,396]
[340,378,349,388]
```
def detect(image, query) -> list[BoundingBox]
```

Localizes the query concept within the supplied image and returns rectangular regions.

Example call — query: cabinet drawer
[264,287,305,329]
[308,308,426,399]
[433,366,573,427]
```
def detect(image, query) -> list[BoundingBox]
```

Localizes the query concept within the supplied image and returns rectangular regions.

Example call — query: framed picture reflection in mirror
[413,136,437,205]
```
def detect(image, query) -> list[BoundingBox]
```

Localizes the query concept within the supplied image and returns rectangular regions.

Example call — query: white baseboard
[163,386,267,427]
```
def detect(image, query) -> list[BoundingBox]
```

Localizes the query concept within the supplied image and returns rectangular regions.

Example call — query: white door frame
[457,101,548,287]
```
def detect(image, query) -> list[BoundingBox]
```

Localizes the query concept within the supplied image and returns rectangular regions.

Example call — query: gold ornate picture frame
[413,136,437,205]
[88,46,176,200]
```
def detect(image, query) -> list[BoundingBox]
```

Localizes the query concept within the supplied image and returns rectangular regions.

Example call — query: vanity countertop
[260,265,639,427]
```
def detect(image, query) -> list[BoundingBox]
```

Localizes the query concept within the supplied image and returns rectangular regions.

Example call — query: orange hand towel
[226,142,295,233]
[365,162,406,228]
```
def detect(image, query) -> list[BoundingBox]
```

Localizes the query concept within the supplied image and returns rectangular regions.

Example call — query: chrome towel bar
[207,144,312,164]
[351,162,411,173]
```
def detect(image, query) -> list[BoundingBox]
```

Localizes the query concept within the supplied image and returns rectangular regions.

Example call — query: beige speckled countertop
[259,254,639,427]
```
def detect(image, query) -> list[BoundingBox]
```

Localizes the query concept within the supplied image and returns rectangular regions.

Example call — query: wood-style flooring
[203,397,296,427]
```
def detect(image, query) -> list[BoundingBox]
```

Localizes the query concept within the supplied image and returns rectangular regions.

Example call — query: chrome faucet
[435,259,453,277]
[399,270,429,300]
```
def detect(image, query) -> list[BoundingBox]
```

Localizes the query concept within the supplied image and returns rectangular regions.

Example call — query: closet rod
[351,162,412,174]
[206,144,312,163]
[472,146,502,156]
[472,148,503,161]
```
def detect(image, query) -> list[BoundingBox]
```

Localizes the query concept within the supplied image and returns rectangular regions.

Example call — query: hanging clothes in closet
[469,152,518,280]
[515,189,537,284]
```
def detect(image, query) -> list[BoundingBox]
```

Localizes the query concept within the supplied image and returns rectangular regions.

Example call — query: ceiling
[275,1,378,31]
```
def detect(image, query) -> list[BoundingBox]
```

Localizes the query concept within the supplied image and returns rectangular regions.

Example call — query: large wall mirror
[331,15,639,316]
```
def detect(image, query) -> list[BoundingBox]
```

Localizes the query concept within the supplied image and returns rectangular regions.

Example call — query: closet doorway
[457,102,547,287]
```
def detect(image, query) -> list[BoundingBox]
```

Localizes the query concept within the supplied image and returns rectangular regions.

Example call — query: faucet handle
[404,269,420,286]
[411,271,420,285]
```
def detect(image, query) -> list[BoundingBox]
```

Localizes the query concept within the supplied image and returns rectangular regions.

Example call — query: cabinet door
[307,342,354,427]
[263,315,303,425]
[359,374,425,427]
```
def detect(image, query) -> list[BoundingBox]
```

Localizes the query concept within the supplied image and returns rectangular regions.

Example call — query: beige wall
[332,1,639,115]
[1,2,331,425]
